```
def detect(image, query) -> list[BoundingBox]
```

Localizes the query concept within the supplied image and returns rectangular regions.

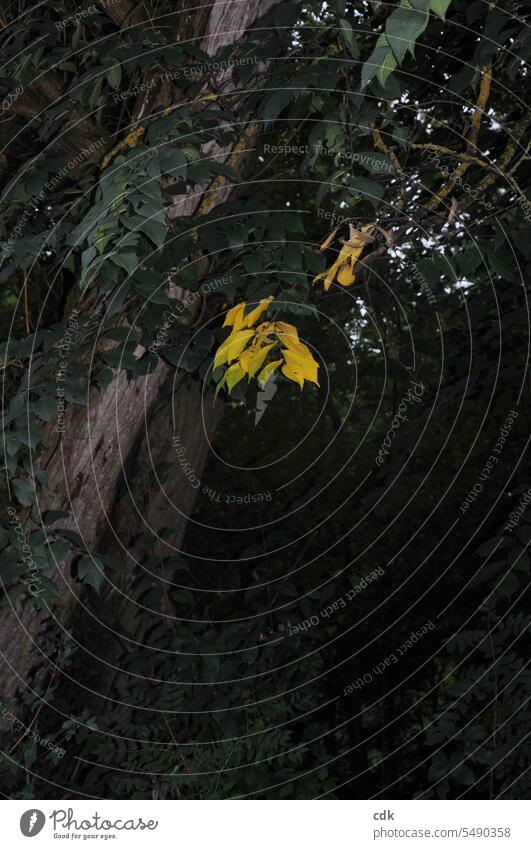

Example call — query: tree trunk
[0,0,278,711]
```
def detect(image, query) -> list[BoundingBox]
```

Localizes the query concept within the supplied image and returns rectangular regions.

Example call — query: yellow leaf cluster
[214,298,319,394]
[313,222,376,291]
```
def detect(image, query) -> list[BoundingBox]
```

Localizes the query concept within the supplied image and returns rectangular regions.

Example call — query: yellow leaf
[349,222,376,243]
[282,342,318,370]
[323,258,341,291]
[223,302,246,331]
[242,296,273,327]
[215,312,319,398]
[213,329,254,369]
[313,223,377,291]
[312,262,337,290]
[226,329,254,363]
[275,321,298,339]
[319,227,338,252]
[255,320,276,338]
[337,264,356,286]
[282,345,319,386]
[257,358,283,388]
[336,242,354,266]
[225,362,246,393]
[223,297,273,333]
[275,322,301,350]
[239,341,277,378]
[278,337,315,364]
[281,360,304,389]
[213,344,229,371]
[351,245,365,266]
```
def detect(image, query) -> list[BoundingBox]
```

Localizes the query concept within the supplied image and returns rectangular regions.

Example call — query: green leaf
[339,17,353,45]
[0,551,25,581]
[12,478,35,506]
[210,160,241,182]
[475,537,511,557]
[262,90,293,124]
[135,197,165,221]
[361,37,391,89]
[356,150,395,175]
[171,589,194,605]
[448,63,477,94]
[64,380,88,406]
[105,327,141,343]
[486,247,517,283]
[107,64,122,90]
[470,560,506,587]
[77,555,104,591]
[102,343,139,370]
[46,542,71,566]
[429,0,452,18]
[140,217,167,248]
[43,510,70,525]
[391,125,409,149]
[386,1,429,66]
[348,176,385,209]
[31,395,57,421]
[55,529,83,547]
[110,252,139,274]
[158,148,187,179]
[454,765,475,785]
[378,49,398,87]
[99,555,126,572]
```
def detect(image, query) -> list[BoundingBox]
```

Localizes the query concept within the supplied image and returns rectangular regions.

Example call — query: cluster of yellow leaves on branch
[213,296,319,394]
[212,222,380,395]
[312,222,376,291]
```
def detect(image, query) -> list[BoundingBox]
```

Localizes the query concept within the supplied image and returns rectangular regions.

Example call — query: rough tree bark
[0,0,278,714]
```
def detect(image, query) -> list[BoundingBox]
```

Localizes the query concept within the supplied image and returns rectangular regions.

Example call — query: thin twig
[23,272,31,335]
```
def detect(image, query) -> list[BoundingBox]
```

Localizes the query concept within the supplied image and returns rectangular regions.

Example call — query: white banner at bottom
[2,800,527,848]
